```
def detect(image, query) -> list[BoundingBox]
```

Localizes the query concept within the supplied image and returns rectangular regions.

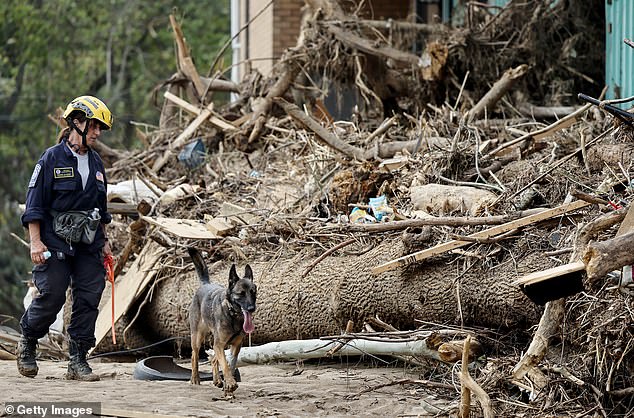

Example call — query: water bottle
[88,208,101,229]
[82,208,101,244]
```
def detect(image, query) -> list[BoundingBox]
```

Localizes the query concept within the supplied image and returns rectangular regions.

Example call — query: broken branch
[467,64,528,122]
[275,98,367,161]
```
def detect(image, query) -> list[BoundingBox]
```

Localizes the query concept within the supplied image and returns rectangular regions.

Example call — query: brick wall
[273,0,304,58]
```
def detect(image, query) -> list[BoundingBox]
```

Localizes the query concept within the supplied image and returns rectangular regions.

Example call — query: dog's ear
[229,264,239,288]
[244,264,254,282]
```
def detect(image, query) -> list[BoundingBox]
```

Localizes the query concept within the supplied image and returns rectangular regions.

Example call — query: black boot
[16,336,38,378]
[66,339,99,381]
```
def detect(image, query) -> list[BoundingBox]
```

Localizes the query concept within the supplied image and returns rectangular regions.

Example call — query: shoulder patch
[96,171,104,182]
[28,164,42,188]
[54,167,74,179]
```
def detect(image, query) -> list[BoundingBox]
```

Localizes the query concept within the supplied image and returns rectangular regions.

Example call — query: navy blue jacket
[22,139,112,255]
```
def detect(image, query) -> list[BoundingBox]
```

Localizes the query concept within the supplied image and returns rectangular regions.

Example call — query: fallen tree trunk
[140,238,547,347]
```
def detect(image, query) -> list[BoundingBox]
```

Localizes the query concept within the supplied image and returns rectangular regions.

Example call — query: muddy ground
[0,358,454,417]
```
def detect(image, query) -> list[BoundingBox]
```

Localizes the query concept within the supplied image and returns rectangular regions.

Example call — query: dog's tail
[187,247,210,284]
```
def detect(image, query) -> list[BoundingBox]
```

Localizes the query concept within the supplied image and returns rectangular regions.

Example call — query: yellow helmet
[63,95,113,130]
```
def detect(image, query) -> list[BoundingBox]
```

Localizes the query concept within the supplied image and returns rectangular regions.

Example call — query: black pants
[20,248,105,347]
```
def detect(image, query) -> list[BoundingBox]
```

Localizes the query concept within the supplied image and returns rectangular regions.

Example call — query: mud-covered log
[586,143,634,172]
[140,238,546,347]
[583,230,634,282]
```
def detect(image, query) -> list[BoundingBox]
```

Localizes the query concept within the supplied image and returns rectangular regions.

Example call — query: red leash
[104,254,116,344]
[608,201,622,210]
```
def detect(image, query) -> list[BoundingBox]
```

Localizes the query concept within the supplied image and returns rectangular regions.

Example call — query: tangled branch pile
[91,0,633,415]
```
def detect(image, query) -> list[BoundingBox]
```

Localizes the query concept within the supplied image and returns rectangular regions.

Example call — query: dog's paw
[224,378,238,393]
[213,377,223,388]
[190,375,201,385]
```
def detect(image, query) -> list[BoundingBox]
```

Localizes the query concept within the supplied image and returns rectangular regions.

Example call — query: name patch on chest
[54,167,74,179]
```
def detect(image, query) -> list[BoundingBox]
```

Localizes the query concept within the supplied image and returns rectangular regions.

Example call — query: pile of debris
[36,0,633,415]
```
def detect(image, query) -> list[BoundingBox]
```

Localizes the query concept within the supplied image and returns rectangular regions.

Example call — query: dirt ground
[0,358,452,417]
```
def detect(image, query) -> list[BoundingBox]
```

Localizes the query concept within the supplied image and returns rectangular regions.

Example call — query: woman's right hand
[30,239,48,265]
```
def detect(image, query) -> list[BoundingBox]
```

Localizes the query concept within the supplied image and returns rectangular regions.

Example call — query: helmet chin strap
[68,118,90,151]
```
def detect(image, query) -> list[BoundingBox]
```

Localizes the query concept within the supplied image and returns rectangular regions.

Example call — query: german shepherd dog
[188,248,257,394]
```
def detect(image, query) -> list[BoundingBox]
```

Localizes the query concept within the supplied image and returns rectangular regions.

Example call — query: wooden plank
[515,204,633,294]
[140,215,220,240]
[372,199,591,274]
[164,90,200,115]
[616,204,634,236]
[169,101,216,150]
[107,202,138,216]
[93,242,163,350]
[155,91,236,172]
[152,98,213,172]
[484,103,593,159]
[152,98,217,172]
[219,202,261,225]
[514,261,585,286]
[203,214,234,236]
[164,91,237,132]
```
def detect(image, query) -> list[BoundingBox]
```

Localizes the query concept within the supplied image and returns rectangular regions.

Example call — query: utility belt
[51,209,101,247]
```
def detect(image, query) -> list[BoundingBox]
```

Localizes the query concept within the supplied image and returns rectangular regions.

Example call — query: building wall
[244,0,275,76]
[606,0,634,101]
[273,0,304,58]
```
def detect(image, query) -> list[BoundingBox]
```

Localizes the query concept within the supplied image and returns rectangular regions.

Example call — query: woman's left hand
[103,240,113,258]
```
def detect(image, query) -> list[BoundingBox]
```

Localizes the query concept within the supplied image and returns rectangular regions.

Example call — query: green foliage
[0,0,230,321]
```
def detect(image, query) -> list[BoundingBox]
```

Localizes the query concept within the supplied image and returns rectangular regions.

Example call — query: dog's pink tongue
[242,310,254,334]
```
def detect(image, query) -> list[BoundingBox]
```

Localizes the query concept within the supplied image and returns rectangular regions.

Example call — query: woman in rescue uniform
[18,96,114,381]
